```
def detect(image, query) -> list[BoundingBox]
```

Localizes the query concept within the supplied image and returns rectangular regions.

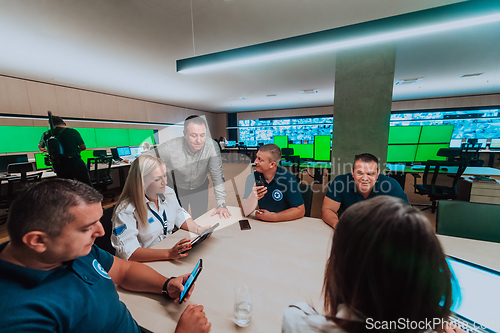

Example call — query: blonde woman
[111,154,210,262]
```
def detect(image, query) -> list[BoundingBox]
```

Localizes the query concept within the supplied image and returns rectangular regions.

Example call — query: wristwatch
[162,277,176,299]
[217,203,227,209]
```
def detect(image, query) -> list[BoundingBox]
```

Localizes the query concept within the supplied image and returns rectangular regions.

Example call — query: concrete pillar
[331,44,396,176]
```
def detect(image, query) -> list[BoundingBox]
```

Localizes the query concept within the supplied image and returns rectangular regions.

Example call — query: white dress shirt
[111,186,191,260]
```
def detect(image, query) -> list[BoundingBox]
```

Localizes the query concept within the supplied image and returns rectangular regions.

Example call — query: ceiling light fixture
[395,78,423,86]
[461,73,483,78]
[177,0,500,73]
[300,89,319,94]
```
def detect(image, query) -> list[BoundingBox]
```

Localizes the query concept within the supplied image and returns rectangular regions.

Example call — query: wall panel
[26,81,59,116]
[0,76,31,115]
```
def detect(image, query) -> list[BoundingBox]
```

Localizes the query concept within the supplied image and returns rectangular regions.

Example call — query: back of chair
[437,200,500,243]
[87,157,113,188]
[422,160,467,196]
[298,183,313,217]
[7,162,33,181]
[288,155,301,181]
[95,206,116,255]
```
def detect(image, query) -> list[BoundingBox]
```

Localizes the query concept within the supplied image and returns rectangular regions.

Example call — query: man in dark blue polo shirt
[242,144,305,222]
[322,153,408,228]
[0,178,210,333]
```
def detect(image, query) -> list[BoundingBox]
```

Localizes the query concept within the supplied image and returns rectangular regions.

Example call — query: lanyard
[147,204,168,235]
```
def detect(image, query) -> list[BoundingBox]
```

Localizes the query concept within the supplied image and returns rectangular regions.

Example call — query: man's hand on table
[211,206,232,219]
[255,209,275,222]
[175,304,211,333]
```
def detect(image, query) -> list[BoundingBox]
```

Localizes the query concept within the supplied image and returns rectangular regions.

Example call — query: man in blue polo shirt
[322,153,408,228]
[0,178,210,333]
[242,144,305,222]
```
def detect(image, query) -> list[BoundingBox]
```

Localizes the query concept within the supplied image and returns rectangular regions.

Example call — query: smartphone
[179,259,203,304]
[255,176,265,187]
[239,219,251,230]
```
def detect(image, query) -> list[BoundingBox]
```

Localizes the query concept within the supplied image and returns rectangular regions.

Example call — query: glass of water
[234,284,252,327]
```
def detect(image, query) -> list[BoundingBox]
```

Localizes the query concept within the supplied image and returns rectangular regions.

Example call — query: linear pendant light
[177,0,500,73]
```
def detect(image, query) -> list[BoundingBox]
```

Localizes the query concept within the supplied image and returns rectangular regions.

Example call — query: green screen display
[34,153,51,170]
[388,126,421,144]
[0,126,48,153]
[414,144,449,162]
[95,128,130,148]
[289,144,314,159]
[273,135,288,149]
[129,129,155,146]
[80,150,95,165]
[387,145,417,163]
[314,135,331,161]
[419,125,454,144]
[74,127,97,148]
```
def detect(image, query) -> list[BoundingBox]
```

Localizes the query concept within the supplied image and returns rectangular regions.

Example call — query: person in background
[218,136,228,150]
[242,144,305,221]
[322,153,408,228]
[38,115,92,186]
[0,178,211,333]
[156,115,231,219]
[283,196,456,333]
[112,154,212,262]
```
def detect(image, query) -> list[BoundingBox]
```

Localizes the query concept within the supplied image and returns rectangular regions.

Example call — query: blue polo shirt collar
[260,167,285,185]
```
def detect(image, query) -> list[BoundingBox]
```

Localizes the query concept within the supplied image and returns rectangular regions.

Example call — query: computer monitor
[414,144,449,162]
[80,150,94,165]
[273,135,288,149]
[93,149,107,157]
[117,146,132,157]
[476,139,487,149]
[130,146,144,157]
[490,139,500,149]
[0,154,29,173]
[225,141,236,147]
[314,135,331,161]
[34,153,52,170]
[449,139,462,148]
[447,256,500,333]
[387,145,417,163]
[419,125,454,144]
[388,126,421,144]
[288,144,313,159]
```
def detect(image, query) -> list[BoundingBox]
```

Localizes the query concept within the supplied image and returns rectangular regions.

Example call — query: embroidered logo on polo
[92,259,111,279]
[113,224,127,236]
[272,189,283,201]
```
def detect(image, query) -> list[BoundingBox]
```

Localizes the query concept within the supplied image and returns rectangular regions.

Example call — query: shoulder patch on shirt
[272,189,283,201]
[113,224,127,236]
[92,259,111,279]
[148,216,154,224]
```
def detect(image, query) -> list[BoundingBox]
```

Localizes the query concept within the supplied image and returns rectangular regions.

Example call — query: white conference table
[117,207,500,332]
[117,206,333,332]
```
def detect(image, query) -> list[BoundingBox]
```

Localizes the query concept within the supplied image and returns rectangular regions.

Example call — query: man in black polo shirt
[242,144,305,222]
[322,153,409,228]
[38,116,92,186]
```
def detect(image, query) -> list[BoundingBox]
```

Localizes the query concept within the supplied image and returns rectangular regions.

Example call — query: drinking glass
[234,284,252,327]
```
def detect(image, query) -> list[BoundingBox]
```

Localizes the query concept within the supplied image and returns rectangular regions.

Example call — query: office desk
[117,210,500,332]
[36,161,131,188]
[437,235,500,271]
[117,206,333,332]
[386,164,500,176]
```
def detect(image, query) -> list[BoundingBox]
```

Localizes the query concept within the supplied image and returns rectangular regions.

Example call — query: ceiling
[1,0,499,113]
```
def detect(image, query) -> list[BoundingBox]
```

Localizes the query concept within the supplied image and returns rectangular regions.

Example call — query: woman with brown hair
[283,196,458,333]
[111,154,210,262]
